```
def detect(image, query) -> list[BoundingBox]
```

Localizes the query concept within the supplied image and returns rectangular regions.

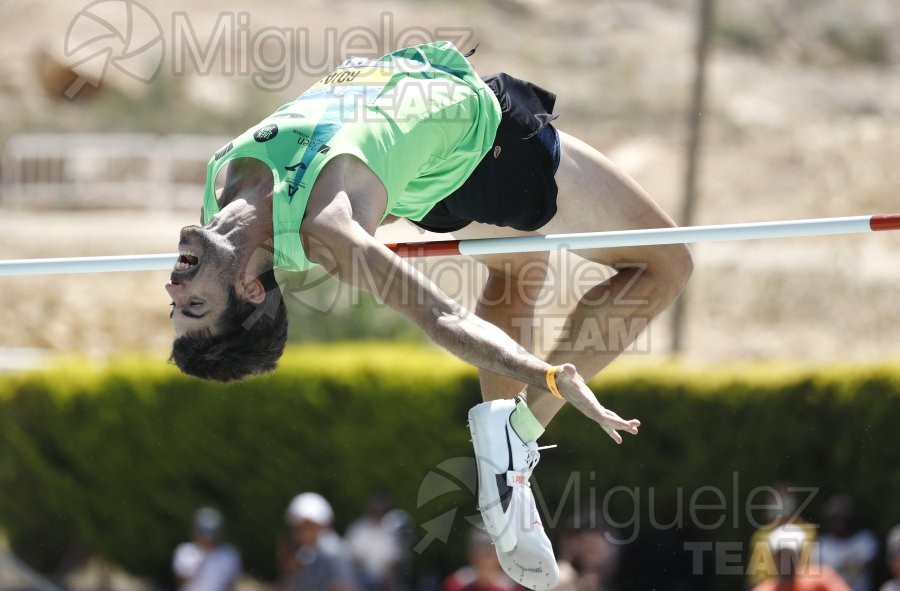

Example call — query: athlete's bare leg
[458,130,693,423]
[472,250,550,401]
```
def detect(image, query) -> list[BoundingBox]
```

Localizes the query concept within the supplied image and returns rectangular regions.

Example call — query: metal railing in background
[1,134,230,210]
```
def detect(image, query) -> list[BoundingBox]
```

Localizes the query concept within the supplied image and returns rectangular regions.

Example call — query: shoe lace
[522,444,557,481]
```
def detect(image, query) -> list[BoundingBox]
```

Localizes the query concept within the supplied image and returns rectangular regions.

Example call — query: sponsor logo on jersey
[253,123,279,142]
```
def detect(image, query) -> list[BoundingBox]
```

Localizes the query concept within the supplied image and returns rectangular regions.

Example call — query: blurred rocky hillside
[1,0,899,362]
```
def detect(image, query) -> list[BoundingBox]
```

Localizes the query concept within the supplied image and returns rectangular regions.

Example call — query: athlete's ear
[241,277,267,305]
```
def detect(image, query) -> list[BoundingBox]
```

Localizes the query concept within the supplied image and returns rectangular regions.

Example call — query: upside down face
[165,225,239,337]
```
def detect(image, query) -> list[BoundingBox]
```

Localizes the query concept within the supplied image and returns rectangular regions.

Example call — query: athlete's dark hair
[170,271,288,382]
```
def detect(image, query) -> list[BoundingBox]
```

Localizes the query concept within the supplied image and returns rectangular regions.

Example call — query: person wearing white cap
[747,486,819,587]
[279,492,357,591]
[751,525,851,591]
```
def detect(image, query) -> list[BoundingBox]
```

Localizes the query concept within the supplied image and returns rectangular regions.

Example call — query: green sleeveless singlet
[201,41,502,272]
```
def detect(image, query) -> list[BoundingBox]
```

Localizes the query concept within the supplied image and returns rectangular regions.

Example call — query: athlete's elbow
[301,218,363,272]
[301,233,340,270]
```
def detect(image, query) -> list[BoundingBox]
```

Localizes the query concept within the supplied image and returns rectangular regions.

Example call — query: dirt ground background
[1,0,899,365]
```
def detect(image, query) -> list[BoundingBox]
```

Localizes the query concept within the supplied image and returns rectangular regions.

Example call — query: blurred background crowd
[158,489,900,591]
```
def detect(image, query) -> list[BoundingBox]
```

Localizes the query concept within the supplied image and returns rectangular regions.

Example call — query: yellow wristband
[546,366,564,400]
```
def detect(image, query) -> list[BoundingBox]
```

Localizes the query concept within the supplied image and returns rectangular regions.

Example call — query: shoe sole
[498,543,560,591]
[468,401,517,553]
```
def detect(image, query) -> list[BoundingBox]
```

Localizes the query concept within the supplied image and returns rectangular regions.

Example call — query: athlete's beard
[174,225,240,285]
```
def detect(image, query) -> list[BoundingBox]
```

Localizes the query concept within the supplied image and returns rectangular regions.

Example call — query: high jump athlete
[165,41,692,590]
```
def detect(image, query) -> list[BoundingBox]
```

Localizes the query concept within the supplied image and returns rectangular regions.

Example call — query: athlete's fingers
[603,425,623,445]
[552,363,641,442]
[598,409,641,435]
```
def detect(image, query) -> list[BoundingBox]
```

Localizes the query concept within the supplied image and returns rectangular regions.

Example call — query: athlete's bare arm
[299,157,640,443]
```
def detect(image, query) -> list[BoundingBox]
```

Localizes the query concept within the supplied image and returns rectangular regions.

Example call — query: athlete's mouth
[175,248,200,271]
[170,245,203,282]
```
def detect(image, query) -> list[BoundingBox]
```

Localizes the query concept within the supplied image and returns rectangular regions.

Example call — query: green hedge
[1,345,899,589]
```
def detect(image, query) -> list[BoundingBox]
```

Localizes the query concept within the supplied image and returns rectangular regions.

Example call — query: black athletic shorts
[411,72,561,233]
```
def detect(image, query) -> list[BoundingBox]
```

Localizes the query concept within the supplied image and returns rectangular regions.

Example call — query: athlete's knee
[664,243,693,288]
[646,243,693,302]
[612,244,691,311]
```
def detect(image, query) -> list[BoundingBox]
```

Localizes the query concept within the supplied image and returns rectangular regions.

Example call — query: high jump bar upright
[1,213,899,277]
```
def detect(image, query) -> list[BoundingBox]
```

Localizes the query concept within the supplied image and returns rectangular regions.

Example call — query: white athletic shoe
[496,488,559,591]
[468,397,559,590]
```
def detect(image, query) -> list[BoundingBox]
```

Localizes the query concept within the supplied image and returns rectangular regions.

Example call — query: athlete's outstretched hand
[554,363,641,444]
